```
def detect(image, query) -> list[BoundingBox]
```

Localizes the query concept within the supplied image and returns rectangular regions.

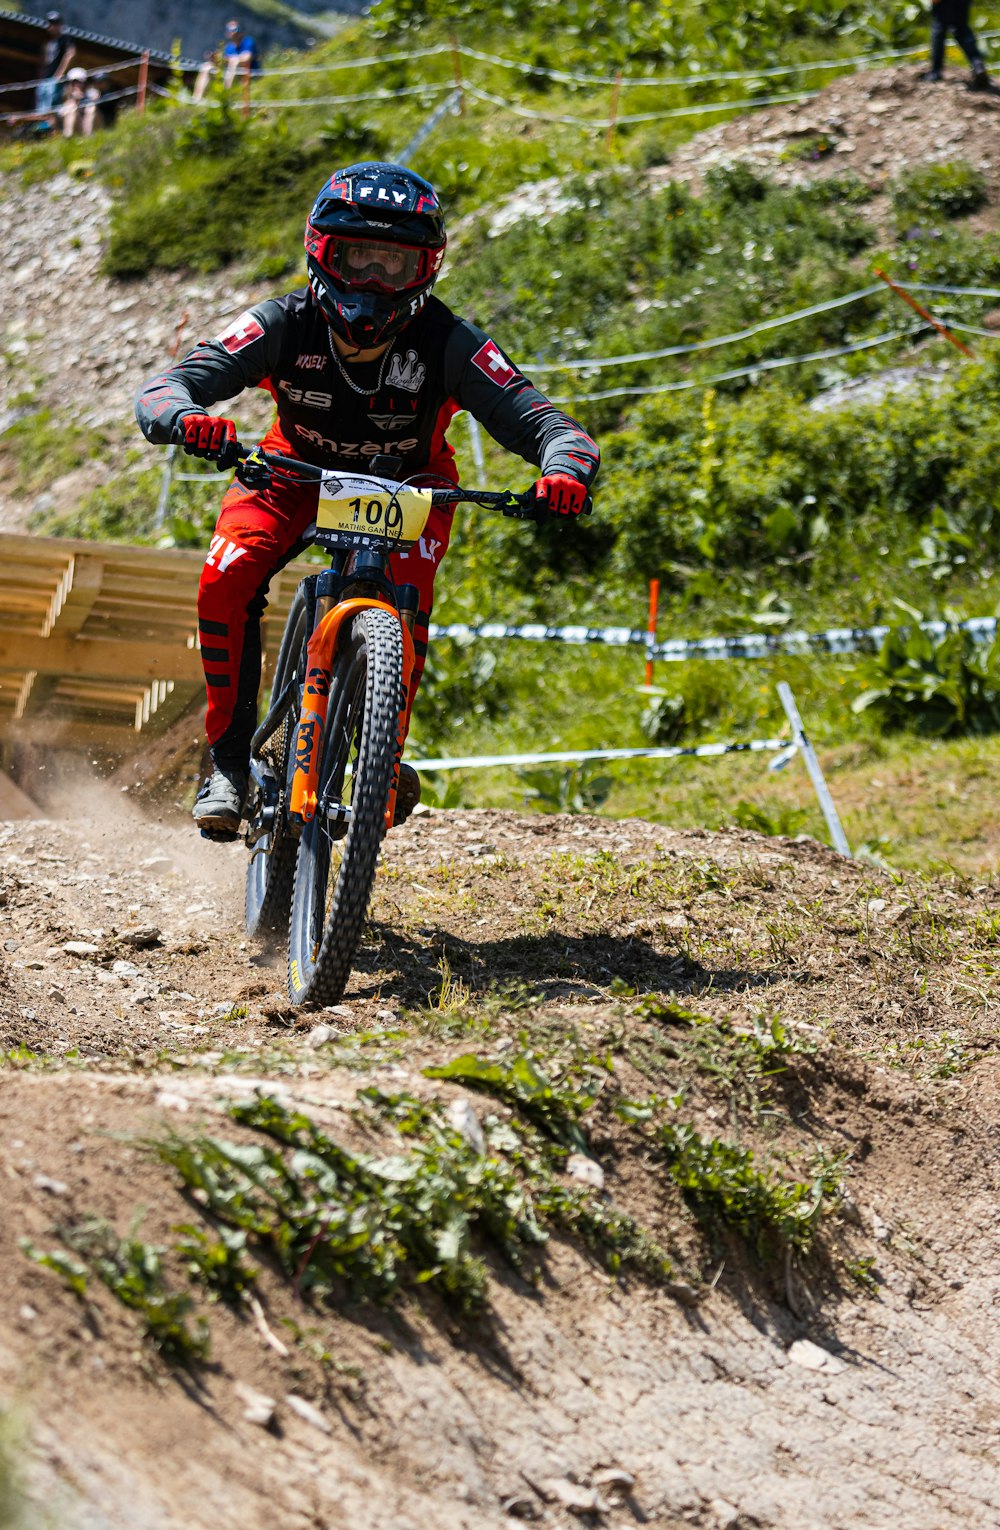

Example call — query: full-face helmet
[304,161,447,349]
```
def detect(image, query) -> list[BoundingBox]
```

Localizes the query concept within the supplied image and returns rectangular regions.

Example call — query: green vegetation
[656,1120,842,1255]
[891,160,988,230]
[22,1220,209,1364]
[6,1,1000,864]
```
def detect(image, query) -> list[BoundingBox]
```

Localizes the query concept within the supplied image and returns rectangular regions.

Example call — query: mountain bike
[234,443,586,1008]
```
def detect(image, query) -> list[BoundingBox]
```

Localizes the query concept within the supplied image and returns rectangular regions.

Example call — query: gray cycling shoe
[193,766,249,838]
[392,762,421,828]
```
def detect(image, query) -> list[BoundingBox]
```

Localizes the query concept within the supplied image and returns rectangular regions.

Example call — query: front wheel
[287,607,402,1006]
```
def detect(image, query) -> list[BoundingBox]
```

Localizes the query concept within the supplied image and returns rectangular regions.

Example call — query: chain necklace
[326,327,394,397]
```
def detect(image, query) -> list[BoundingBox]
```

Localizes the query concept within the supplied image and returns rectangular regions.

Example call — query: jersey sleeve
[442,319,599,487]
[134,300,285,445]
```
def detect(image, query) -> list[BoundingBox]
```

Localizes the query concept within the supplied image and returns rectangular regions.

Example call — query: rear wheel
[287,607,401,1006]
[245,581,314,941]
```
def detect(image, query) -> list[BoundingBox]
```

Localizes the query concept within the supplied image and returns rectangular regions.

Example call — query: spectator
[921,0,991,89]
[222,19,259,88]
[35,11,76,115]
[82,72,118,134]
[192,48,220,103]
[58,65,87,136]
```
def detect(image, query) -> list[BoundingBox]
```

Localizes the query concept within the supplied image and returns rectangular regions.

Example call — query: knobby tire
[287,607,401,1006]
[245,582,312,941]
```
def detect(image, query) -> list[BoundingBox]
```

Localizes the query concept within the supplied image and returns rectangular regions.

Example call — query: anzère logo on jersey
[385,350,426,393]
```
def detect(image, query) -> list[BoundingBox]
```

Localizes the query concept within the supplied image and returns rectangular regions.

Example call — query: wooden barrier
[0,533,314,751]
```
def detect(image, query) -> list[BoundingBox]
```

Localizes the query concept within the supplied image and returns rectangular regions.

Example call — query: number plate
[316,474,433,544]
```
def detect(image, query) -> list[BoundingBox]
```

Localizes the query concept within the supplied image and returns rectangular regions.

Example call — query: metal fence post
[776,681,851,857]
[466,412,486,479]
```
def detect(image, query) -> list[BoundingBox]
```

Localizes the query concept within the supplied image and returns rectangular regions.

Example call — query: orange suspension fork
[288,598,416,831]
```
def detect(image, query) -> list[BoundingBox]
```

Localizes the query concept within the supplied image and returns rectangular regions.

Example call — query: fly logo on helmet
[304,161,447,351]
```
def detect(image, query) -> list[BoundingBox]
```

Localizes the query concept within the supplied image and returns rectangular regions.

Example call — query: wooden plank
[0,532,202,574]
[48,555,105,636]
[0,633,203,683]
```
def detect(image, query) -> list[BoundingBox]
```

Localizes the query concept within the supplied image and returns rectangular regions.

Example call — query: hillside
[1,800,998,1527]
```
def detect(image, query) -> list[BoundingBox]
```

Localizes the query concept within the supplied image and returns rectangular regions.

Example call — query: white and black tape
[411,738,791,771]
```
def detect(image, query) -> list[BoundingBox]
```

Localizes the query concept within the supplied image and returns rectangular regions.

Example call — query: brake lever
[234,447,272,489]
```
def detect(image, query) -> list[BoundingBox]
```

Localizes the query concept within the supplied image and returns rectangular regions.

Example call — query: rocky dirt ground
[662,64,1000,201]
[0,169,271,537]
[0,793,997,1529]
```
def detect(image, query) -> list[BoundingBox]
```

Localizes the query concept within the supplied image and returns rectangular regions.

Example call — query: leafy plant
[24,1220,209,1364]
[423,1050,595,1149]
[518,764,613,814]
[656,1122,843,1254]
[853,625,1000,736]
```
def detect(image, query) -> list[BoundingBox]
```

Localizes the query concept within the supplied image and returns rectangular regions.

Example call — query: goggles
[312,234,442,294]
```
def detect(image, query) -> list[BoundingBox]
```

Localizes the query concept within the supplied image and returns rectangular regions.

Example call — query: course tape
[899,282,1000,298]
[531,285,885,374]
[942,321,1000,339]
[243,83,455,110]
[463,83,815,126]
[410,738,791,771]
[427,614,1000,664]
[452,40,927,88]
[549,326,920,403]
[429,620,648,647]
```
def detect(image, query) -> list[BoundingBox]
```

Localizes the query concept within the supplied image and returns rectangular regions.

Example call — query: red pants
[197,474,453,768]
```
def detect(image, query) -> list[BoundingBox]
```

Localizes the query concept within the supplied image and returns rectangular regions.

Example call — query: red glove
[534,473,588,517]
[177,413,239,468]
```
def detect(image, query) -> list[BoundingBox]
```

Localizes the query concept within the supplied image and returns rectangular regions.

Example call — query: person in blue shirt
[222,19,259,87]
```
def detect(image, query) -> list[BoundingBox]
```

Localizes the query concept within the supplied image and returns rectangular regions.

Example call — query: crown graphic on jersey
[385,349,426,392]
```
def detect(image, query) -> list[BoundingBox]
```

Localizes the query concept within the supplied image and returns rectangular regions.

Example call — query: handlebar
[230,442,592,521]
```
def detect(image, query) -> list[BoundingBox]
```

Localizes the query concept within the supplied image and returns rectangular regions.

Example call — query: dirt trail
[0,796,998,1528]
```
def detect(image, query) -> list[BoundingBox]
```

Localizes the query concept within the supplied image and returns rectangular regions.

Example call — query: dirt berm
[0,794,997,1528]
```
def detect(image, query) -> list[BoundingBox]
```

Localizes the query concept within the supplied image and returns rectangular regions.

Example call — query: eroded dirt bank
[0,800,998,1529]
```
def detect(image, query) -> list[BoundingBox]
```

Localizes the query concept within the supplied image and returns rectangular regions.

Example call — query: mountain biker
[134,161,600,838]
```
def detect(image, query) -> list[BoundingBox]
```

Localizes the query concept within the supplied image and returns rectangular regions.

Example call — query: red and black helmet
[304,161,447,349]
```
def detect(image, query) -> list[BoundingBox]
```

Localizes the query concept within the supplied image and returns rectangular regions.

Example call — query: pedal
[199,825,241,844]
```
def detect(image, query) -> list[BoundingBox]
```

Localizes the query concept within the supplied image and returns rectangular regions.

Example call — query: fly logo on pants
[397,535,442,563]
[205,536,248,572]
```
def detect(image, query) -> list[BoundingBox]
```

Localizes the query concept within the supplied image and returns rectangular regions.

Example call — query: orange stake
[644,577,660,688]
[874,266,975,358]
[242,60,251,120]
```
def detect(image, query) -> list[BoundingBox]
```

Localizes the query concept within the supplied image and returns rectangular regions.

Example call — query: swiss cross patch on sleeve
[471,340,519,388]
[215,312,265,354]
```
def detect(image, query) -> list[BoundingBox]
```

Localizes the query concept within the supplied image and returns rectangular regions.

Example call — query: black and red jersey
[135,287,599,489]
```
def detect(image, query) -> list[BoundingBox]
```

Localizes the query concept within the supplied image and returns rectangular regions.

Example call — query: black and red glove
[176,413,239,470]
[534,473,589,517]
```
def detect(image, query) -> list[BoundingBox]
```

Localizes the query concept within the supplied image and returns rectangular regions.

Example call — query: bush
[853,626,1000,736]
[891,160,988,231]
